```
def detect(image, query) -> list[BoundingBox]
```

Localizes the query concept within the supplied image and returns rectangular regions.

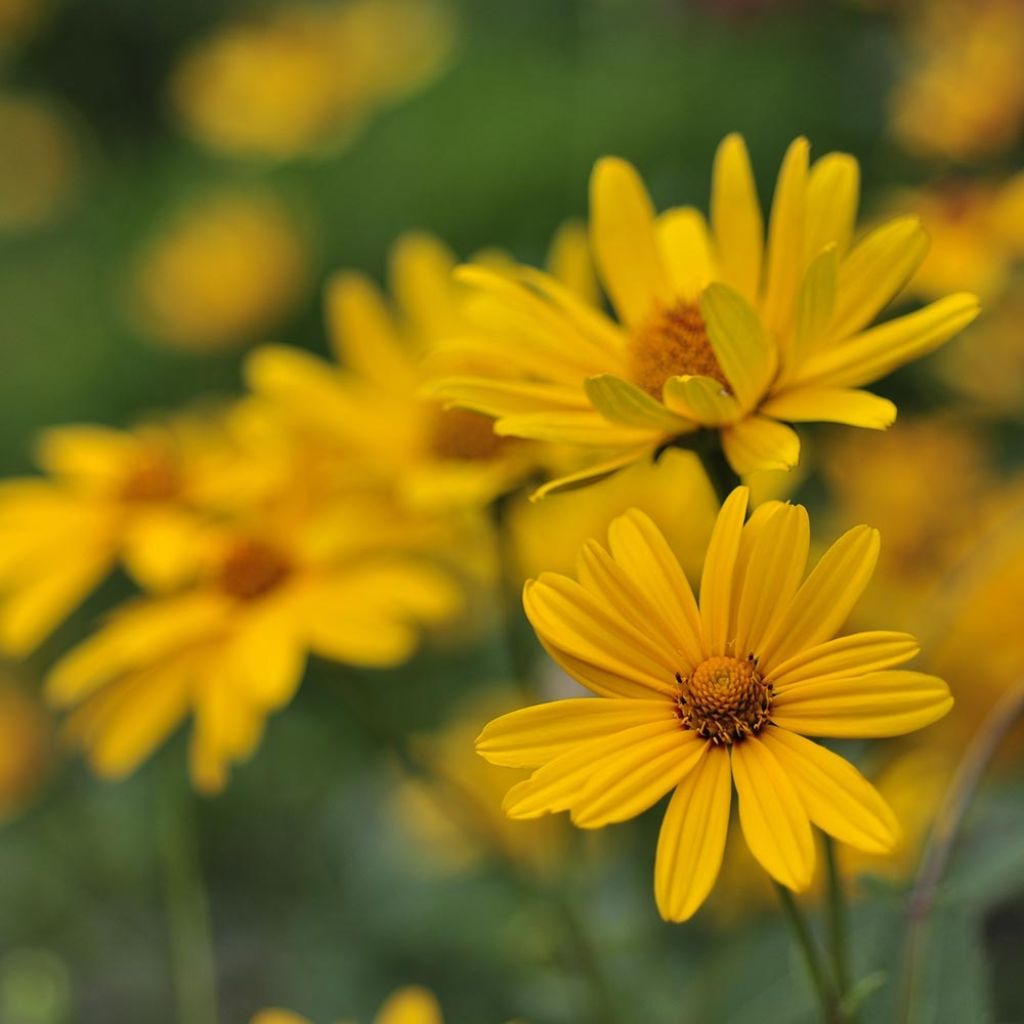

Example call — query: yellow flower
[252,985,444,1024]
[132,191,310,352]
[895,174,1024,303]
[170,0,454,160]
[889,0,1024,162]
[248,226,594,511]
[431,135,979,491]
[477,487,953,921]
[46,495,460,793]
[0,677,52,822]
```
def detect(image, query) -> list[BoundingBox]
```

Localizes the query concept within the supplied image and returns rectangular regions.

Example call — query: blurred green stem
[158,770,219,1024]
[823,836,855,1022]
[775,882,844,1024]
[898,680,1024,1024]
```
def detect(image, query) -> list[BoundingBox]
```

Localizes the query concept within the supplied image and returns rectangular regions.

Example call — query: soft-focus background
[1,0,1023,1022]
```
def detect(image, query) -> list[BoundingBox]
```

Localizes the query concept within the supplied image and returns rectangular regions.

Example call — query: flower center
[218,539,291,601]
[676,655,773,745]
[629,300,726,399]
[120,449,181,502]
[430,406,507,462]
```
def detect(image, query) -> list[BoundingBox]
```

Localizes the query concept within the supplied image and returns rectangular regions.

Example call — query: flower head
[431,135,979,492]
[477,488,953,920]
[252,986,444,1024]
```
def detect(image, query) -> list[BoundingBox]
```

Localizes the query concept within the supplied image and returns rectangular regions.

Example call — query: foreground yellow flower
[46,492,459,793]
[477,487,953,921]
[432,135,979,490]
[252,985,444,1024]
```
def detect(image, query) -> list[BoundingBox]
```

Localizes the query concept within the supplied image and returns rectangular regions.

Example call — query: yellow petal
[606,509,704,672]
[721,416,801,475]
[759,728,899,854]
[585,374,690,431]
[654,745,731,922]
[476,697,674,768]
[767,631,920,689]
[757,525,879,670]
[771,670,953,738]
[828,216,929,341]
[530,448,651,501]
[120,509,207,592]
[732,736,815,890]
[804,152,859,261]
[734,503,809,658]
[538,636,665,701]
[589,156,671,325]
[657,206,716,299]
[571,727,707,828]
[760,387,896,429]
[699,487,749,657]
[250,1011,310,1024]
[699,283,777,411]
[761,137,810,339]
[711,133,763,303]
[390,231,459,344]
[224,604,305,710]
[495,410,659,447]
[661,374,740,426]
[34,425,137,486]
[376,986,444,1024]
[546,219,600,306]
[791,245,838,362]
[429,376,588,418]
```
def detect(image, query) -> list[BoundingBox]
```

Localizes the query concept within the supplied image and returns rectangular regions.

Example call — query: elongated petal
[495,411,659,447]
[711,134,763,303]
[759,728,899,853]
[476,697,674,767]
[572,727,707,828]
[607,509,704,672]
[757,525,879,671]
[224,605,305,710]
[760,387,896,429]
[699,487,749,657]
[585,375,691,430]
[390,231,459,343]
[722,416,801,475]
[428,377,589,418]
[662,375,740,426]
[530,448,652,500]
[376,987,444,1024]
[791,245,838,363]
[735,503,809,658]
[804,153,859,261]
[590,157,671,325]
[772,670,953,737]
[658,207,716,299]
[732,736,815,889]
[768,631,920,689]
[700,283,776,411]
[654,746,731,921]
[546,219,600,306]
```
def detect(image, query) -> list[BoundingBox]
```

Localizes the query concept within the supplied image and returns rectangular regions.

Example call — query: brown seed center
[676,655,773,745]
[120,449,181,502]
[430,406,506,462]
[629,300,726,399]
[218,539,291,601]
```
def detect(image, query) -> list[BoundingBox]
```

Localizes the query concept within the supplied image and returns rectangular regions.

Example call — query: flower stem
[898,681,1024,1024]
[823,836,855,1021]
[158,770,219,1024]
[775,882,843,1024]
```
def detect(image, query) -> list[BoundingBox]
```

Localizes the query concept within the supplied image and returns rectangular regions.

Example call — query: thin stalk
[899,681,1024,1024]
[775,882,843,1024]
[158,773,219,1024]
[823,836,854,1021]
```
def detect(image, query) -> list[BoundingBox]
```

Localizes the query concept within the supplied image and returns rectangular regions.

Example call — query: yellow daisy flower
[46,493,459,793]
[252,985,444,1024]
[431,135,979,491]
[476,487,953,921]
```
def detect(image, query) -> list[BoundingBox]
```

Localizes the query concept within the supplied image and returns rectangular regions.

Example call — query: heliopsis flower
[132,191,310,352]
[170,0,454,160]
[47,494,460,793]
[889,0,1024,162]
[248,226,594,510]
[477,487,953,921]
[252,986,444,1024]
[430,135,979,491]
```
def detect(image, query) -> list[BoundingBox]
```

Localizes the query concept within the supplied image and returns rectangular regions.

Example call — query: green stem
[899,681,1024,1024]
[158,772,219,1024]
[775,882,842,1024]
[824,836,854,1020]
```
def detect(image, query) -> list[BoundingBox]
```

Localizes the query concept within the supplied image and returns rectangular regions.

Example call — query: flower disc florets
[629,300,726,398]
[676,655,773,745]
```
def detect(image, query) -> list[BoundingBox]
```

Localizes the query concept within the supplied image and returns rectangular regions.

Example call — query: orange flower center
[629,300,726,399]
[218,539,291,601]
[430,406,507,462]
[676,655,773,745]
[120,449,181,502]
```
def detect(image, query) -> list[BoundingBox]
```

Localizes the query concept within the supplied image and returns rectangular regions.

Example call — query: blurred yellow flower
[132,191,310,352]
[47,494,460,793]
[432,135,978,492]
[895,174,1024,303]
[0,677,52,822]
[889,0,1024,162]
[171,0,454,160]
[252,985,444,1024]
[477,488,952,921]
[394,690,564,872]
[0,94,79,232]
